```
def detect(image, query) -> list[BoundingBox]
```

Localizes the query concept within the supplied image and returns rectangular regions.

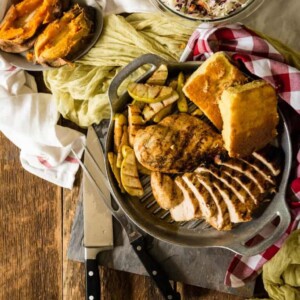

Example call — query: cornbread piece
[219,80,279,158]
[182,52,247,130]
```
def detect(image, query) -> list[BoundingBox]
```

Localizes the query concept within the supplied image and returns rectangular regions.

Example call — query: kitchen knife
[73,140,181,300]
[83,127,113,300]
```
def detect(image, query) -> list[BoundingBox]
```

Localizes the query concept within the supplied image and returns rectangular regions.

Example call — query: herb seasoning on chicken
[133,113,225,173]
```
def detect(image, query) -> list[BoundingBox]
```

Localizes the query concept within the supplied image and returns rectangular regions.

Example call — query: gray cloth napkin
[67,120,255,297]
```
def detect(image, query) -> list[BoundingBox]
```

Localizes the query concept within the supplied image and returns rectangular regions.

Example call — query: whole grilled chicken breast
[133,113,224,173]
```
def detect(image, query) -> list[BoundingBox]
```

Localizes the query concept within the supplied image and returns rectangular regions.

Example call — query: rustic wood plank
[62,171,86,299]
[0,132,62,300]
[100,267,164,300]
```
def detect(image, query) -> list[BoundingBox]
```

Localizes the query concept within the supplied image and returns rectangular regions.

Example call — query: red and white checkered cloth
[180,23,300,288]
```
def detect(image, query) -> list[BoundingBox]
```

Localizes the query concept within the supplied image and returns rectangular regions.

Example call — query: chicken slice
[195,174,232,231]
[196,165,256,211]
[170,177,201,221]
[240,155,276,185]
[182,173,217,219]
[215,155,274,193]
[252,145,282,176]
[213,180,252,223]
[219,164,262,205]
[151,172,183,210]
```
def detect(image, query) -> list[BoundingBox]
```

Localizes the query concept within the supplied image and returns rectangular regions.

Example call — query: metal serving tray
[105,53,291,256]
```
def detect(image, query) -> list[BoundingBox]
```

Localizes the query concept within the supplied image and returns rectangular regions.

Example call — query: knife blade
[82,127,113,300]
[73,138,181,300]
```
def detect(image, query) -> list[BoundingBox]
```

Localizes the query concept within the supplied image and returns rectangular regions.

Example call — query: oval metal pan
[105,53,292,256]
[0,0,103,71]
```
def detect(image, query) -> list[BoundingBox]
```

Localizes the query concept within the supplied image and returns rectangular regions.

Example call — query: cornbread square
[219,80,279,158]
[182,52,247,130]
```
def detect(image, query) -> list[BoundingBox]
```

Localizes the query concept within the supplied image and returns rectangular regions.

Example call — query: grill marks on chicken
[196,165,256,210]
[170,177,201,221]
[214,155,273,193]
[134,114,224,173]
[150,172,183,210]
[150,146,282,231]
[252,145,282,176]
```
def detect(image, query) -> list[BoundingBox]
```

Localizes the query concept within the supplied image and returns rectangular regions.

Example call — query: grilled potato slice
[116,125,129,168]
[153,103,174,123]
[128,104,145,147]
[177,72,188,113]
[127,82,174,103]
[108,152,125,193]
[120,146,144,197]
[146,64,168,86]
[142,91,179,121]
[114,113,127,153]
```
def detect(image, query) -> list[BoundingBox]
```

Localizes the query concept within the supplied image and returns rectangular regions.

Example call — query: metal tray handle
[228,198,291,256]
[108,53,167,113]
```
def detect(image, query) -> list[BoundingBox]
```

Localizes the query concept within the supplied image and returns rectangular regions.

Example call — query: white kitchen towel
[0,63,86,189]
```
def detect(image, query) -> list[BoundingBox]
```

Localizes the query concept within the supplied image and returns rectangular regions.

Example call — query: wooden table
[0,73,267,299]
[1,130,262,300]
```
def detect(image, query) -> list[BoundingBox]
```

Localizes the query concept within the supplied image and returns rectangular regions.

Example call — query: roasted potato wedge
[120,146,144,197]
[108,152,125,193]
[127,82,174,103]
[114,113,127,153]
[128,104,145,147]
[116,125,129,168]
[146,64,168,86]
[177,72,188,113]
[142,91,179,121]
[152,103,174,123]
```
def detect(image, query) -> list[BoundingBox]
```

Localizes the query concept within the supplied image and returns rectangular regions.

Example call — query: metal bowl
[105,53,291,256]
[150,0,264,24]
[0,0,103,71]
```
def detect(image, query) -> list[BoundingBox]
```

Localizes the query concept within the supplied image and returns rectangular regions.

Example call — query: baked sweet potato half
[32,4,94,67]
[0,0,64,53]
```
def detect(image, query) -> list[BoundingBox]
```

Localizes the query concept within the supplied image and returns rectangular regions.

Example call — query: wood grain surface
[0,72,252,299]
[0,130,252,299]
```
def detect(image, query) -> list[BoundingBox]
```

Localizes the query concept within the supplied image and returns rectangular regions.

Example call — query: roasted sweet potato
[0,0,64,53]
[33,4,94,67]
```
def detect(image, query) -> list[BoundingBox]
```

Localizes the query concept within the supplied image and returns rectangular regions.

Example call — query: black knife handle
[85,259,100,300]
[131,236,181,300]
